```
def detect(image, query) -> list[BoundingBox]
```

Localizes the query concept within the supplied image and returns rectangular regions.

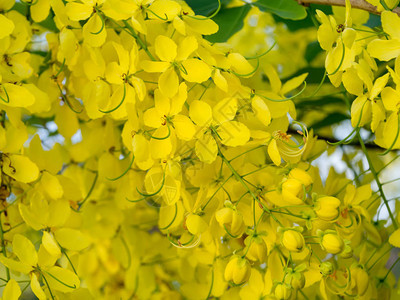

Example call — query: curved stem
[99,83,126,113]
[358,132,398,229]
[159,203,178,230]
[43,270,77,289]
[379,113,400,156]
[77,171,99,211]
[91,12,105,35]
[186,0,221,20]
[107,154,135,181]
[0,85,10,104]
[245,41,277,60]
[256,81,307,102]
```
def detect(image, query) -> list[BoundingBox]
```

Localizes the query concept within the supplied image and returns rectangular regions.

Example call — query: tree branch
[297,0,400,15]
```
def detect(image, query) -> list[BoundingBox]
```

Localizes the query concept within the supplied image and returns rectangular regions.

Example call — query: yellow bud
[282,179,303,205]
[290,272,305,290]
[315,196,341,221]
[282,230,305,252]
[274,283,292,300]
[320,262,334,276]
[246,238,267,262]
[230,211,245,236]
[321,233,344,254]
[340,244,353,259]
[288,168,313,186]
[224,256,251,285]
[352,267,369,296]
[215,207,233,225]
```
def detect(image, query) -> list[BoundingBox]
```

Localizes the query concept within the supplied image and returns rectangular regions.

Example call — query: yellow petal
[2,154,39,183]
[173,114,195,141]
[195,134,218,164]
[83,14,107,47]
[186,214,208,235]
[216,121,250,147]
[3,279,21,300]
[190,100,212,126]
[31,0,51,22]
[176,35,198,61]
[159,67,179,98]
[66,2,92,21]
[155,35,177,62]
[42,231,61,258]
[181,59,211,83]
[389,228,400,247]
[0,15,14,39]
[268,139,281,166]
[281,73,308,96]
[252,96,271,126]
[183,17,219,35]
[367,39,400,61]
[213,97,237,124]
[212,69,228,92]
[381,87,400,111]
[0,84,35,108]
[0,255,32,273]
[46,266,80,292]
[54,228,91,251]
[30,273,47,300]
[370,73,389,99]
[13,234,38,267]
[228,53,254,77]
[381,11,400,39]
[140,60,170,73]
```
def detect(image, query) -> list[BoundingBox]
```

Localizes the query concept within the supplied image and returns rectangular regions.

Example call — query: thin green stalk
[0,214,10,281]
[358,133,398,229]
[382,257,400,282]
[122,20,156,61]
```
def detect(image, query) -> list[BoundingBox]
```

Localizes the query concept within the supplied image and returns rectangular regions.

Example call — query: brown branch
[297,0,400,15]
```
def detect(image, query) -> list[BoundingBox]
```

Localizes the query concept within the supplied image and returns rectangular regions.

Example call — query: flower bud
[340,244,353,259]
[224,256,251,285]
[216,207,245,237]
[290,272,305,290]
[289,168,313,186]
[282,179,303,205]
[321,232,344,254]
[245,236,267,262]
[215,207,233,224]
[315,196,341,221]
[351,266,369,296]
[282,229,305,252]
[274,282,292,300]
[320,262,334,276]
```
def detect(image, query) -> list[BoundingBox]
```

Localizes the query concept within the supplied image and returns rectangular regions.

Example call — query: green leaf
[305,41,323,63]
[185,0,231,16]
[254,0,307,20]
[310,112,348,130]
[280,67,325,84]
[206,4,251,43]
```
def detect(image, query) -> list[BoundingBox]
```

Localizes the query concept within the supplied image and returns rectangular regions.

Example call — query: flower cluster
[0,0,398,299]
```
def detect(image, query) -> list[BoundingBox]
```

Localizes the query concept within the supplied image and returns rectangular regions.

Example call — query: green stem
[122,20,156,61]
[0,214,10,281]
[367,247,392,271]
[213,135,282,226]
[357,133,398,229]
[382,257,400,282]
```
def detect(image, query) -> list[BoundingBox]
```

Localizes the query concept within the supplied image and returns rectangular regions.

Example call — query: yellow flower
[320,231,344,254]
[224,256,251,285]
[368,11,400,61]
[315,196,341,221]
[281,229,305,252]
[274,282,292,300]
